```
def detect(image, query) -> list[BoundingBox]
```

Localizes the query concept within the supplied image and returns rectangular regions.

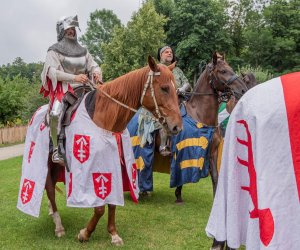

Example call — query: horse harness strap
[97,70,166,124]
[140,71,167,125]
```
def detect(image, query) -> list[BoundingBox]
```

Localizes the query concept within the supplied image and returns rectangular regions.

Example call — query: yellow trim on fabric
[131,136,140,147]
[196,123,203,128]
[217,138,224,174]
[135,156,145,170]
[176,137,208,150]
[180,157,205,169]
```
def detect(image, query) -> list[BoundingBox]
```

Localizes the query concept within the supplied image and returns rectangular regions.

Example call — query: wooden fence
[0,125,28,144]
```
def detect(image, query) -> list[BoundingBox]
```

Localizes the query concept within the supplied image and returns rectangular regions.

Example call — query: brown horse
[139,53,248,202]
[44,56,182,245]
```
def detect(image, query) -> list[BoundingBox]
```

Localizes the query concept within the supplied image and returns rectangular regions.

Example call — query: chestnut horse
[44,56,182,245]
[131,53,247,202]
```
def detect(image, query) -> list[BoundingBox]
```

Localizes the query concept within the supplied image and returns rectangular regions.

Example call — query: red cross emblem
[20,179,35,204]
[73,134,90,163]
[92,173,112,200]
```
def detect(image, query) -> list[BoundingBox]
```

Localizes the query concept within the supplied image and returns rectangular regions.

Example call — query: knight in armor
[157,45,192,156]
[40,15,102,164]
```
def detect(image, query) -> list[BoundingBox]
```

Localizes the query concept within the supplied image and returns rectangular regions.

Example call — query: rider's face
[160,48,173,63]
[64,27,76,38]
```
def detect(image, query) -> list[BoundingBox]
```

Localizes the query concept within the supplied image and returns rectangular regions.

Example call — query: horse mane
[193,54,228,91]
[94,66,149,126]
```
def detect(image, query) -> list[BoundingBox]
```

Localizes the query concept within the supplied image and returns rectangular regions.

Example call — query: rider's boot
[159,128,171,157]
[50,100,64,165]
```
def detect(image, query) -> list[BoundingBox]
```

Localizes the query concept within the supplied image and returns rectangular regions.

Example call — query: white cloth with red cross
[17,105,50,217]
[206,72,300,249]
[65,95,139,207]
[17,94,139,217]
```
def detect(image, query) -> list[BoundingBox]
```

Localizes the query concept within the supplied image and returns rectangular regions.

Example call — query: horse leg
[175,185,183,203]
[45,159,65,237]
[211,239,225,250]
[78,206,105,242]
[209,129,222,197]
[107,204,124,246]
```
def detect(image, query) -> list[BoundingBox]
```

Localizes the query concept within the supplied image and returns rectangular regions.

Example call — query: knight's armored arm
[86,52,102,82]
[55,69,76,82]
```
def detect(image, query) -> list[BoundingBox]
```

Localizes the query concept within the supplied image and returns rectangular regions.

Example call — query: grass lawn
[0,156,227,249]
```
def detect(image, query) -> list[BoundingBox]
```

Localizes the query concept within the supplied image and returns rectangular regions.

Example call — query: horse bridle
[140,70,167,126]
[208,64,246,101]
[180,64,246,102]
[95,70,168,126]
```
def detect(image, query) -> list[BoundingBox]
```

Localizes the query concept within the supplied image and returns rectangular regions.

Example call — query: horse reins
[179,65,247,102]
[88,70,167,125]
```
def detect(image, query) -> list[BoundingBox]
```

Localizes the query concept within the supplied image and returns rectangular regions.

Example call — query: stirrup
[52,149,65,165]
[159,145,172,157]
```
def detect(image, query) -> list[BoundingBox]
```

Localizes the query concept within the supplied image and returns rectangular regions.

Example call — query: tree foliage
[0,57,43,82]
[80,9,122,64]
[1,0,300,125]
[0,73,47,125]
[101,1,167,80]
[166,0,230,82]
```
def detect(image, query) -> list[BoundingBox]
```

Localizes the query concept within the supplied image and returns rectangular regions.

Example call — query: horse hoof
[175,199,184,204]
[110,234,124,246]
[78,228,89,242]
[55,227,65,238]
[139,191,151,197]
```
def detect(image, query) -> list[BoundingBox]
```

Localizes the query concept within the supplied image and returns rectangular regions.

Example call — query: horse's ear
[213,51,218,65]
[148,55,159,72]
[168,61,176,71]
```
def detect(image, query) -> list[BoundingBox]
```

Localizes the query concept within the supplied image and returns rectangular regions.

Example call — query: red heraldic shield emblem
[21,179,35,204]
[92,173,112,200]
[73,134,90,163]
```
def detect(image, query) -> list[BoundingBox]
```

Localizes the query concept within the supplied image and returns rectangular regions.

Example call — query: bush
[236,65,274,83]
[0,75,47,126]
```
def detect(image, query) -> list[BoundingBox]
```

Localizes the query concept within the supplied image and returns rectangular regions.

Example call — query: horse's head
[241,72,258,90]
[141,56,182,135]
[207,52,248,101]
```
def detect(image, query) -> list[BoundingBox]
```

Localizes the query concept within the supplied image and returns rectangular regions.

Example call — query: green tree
[102,1,167,80]
[80,9,122,64]
[263,0,300,73]
[166,0,230,82]
[0,76,28,124]
[152,0,175,34]
[241,0,300,73]
[0,58,43,82]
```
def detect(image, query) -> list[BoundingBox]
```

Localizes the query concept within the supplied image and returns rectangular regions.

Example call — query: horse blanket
[127,104,215,190]
[65,95,139,207]
[127,111,155,192]
[17,95,139,217]
[17,105,50,217]
[206,72,300,249]
[170,104,215,187]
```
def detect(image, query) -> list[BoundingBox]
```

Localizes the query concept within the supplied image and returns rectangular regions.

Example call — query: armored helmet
[56,15,80,41]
